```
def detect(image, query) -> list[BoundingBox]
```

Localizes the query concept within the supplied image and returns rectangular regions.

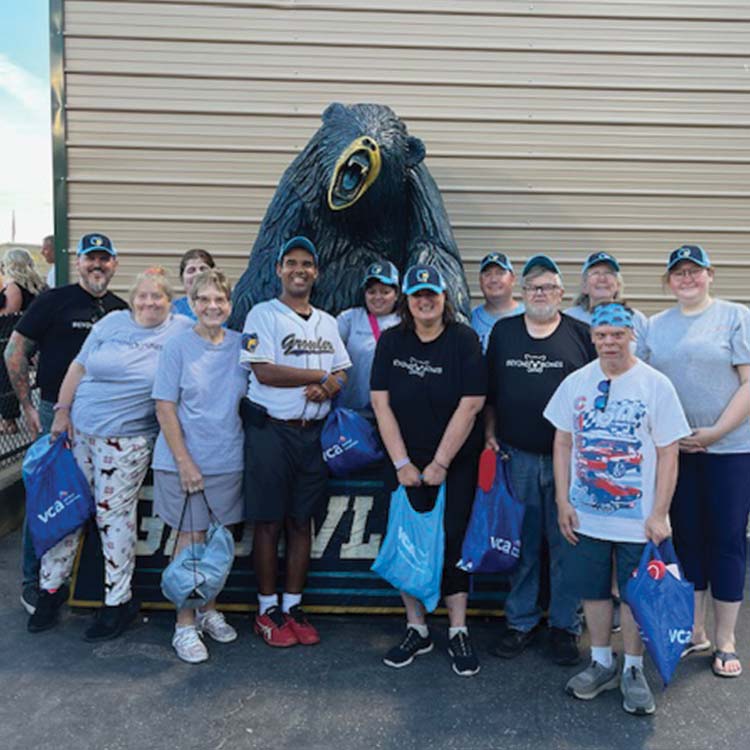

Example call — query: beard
[525,302,558,323]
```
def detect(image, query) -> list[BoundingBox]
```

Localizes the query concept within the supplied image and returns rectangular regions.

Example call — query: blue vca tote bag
[371,484,445,612]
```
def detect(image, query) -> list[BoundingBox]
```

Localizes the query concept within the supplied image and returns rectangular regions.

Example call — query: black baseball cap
[363,261,399,287]
[667,244,711,271]
[480,252,514,273]
[402,264,446,295]
[77,233,117,257]
[582,251,620,274]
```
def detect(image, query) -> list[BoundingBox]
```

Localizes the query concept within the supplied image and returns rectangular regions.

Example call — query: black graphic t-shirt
[486,313,595,455]
[15,284,129,402]
[370,322,487,466]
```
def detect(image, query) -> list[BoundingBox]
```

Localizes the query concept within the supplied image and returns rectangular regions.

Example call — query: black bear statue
[229,102,471,328]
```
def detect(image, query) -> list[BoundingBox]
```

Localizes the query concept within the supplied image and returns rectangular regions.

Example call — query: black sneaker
[383,627,433,668]
[84,599,140,642]
[27,589,67,633]
[548,627,582,666]
[448,631,481,677]
[21,584,39,615]
[488,626,537,659]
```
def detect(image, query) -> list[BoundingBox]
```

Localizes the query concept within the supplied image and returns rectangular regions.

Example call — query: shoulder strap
[367,312,381,342]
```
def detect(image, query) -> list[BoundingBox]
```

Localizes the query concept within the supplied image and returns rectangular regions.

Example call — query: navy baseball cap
[402,264,446,295]
[77,233,117,257]
[522,254,561,277]
[582,251,620,274]
[363,261,399,287]
[667,244,711,271]
[480,252,514,273]
[277,236,318,265]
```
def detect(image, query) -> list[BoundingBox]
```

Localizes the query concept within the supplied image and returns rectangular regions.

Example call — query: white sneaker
[196,609,238,643]
[172,625,209,664]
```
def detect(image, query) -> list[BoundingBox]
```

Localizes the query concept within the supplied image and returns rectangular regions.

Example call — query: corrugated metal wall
[60,0,750,311]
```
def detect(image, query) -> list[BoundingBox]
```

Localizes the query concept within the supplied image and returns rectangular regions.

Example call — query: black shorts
[243,419,328,523]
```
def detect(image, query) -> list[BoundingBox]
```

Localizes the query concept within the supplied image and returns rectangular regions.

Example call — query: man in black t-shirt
[485,254,595,666]
[5,233,128,615]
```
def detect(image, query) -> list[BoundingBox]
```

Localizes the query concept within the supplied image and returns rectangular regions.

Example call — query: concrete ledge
[0,462,23,538]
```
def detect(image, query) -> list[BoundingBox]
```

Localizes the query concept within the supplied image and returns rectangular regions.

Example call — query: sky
[0,1,52,244]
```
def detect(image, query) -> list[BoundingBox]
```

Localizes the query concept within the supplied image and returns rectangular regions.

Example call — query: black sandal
[712,650,742,678]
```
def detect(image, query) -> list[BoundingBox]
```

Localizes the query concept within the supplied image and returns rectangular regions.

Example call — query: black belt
[268,416,323,429]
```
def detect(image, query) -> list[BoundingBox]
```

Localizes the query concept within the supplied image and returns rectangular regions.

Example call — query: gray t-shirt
[336,307,399,413]
[565,304,649,359]
[151,328,248,474]
[73,311,193,438]
[470,302,525,353]
[645,299,750,454]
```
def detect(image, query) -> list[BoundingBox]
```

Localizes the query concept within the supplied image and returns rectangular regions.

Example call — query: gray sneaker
[565,657,620,700]
[620,665,656,715]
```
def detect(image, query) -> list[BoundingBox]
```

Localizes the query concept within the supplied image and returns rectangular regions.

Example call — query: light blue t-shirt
[337,307,399,413]
[171,296,196,321]
[72,311,193,438]
[151,328,248,474]
[470,302,524,353]
[644,299,750,454]
[565,304,649,359]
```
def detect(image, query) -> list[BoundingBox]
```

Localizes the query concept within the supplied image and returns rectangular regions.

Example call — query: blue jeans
[502,444,581,634]
[21,399,55,589]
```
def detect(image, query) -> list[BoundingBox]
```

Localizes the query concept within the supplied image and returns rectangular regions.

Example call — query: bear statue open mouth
[327,136,382,211]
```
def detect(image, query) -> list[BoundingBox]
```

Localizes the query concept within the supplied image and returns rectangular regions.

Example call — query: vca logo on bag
[489,535,521,559]
[323,435,360,462]
[37,490,83,524]
[668,628,692,645]
[397,525,428,573]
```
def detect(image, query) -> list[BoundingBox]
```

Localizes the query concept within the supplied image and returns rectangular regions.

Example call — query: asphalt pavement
[1,528,748,750]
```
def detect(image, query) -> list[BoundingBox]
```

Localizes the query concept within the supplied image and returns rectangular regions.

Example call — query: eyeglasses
[91,298,107,324]
[594,379,611,412]
[522,283,560,296]
[670,267,705,279]
[587,269,616,279]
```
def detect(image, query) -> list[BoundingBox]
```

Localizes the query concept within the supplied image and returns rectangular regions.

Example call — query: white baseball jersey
[241,298,352,420]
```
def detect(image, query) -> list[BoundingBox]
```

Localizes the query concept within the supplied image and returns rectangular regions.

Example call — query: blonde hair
[188,268,232,302]
[128,266,173,305]
[2,247,46,295]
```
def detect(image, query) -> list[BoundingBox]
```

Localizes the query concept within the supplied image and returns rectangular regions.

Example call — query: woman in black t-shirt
[371,264,486,677]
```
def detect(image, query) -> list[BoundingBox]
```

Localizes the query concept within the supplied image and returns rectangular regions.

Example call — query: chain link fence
[0,313,38,470]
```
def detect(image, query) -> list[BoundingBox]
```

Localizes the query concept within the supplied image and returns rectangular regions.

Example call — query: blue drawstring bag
[625,539,695,686]
[457,452,524,573]
[22,432,95,558]
[371,484,445,612]
[321,406,384,477]
[161,491,235,610]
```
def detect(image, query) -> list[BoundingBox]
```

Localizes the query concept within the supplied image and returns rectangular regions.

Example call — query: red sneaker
[254,606,298,647]
[285,605,320,646]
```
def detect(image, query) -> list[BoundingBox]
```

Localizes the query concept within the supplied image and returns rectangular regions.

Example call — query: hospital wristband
[393,457,411,471]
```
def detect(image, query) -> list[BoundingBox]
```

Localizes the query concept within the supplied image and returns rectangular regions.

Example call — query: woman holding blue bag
[645,245,750,678]
[371,263,486,677]
[152,269,247,663]
[28,268,192,638]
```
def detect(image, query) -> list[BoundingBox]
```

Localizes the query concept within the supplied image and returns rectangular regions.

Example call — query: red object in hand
[647,559,666,580]
[477,448,497,492]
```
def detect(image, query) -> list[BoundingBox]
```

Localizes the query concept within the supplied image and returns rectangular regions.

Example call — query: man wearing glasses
[485,254,595,665]
[544,302,689,715]
[5,233,128,616]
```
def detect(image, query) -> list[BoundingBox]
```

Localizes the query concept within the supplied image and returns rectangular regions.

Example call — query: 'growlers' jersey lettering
[281,333,335,356]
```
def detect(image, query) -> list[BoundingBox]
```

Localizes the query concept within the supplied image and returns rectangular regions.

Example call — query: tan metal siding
[62,1,750,312]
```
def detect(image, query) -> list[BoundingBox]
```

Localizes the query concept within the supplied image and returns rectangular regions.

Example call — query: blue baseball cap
[582,251,620,274]
[480,252,514,273]
[402,264,446,295]
[277,236,318,265]
[77,233,117,257]
[522,254,561,277]
[667,244,711,271]
[363,261,399,288]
